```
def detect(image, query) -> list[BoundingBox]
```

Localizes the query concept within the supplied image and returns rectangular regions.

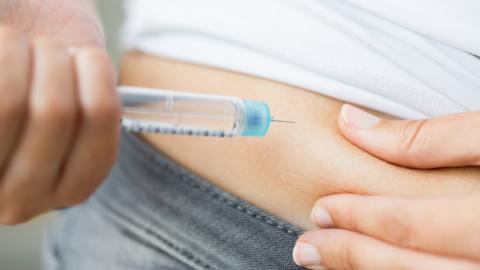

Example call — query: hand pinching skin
[294,105,480,270]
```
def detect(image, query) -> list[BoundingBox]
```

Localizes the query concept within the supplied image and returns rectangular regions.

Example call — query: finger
[338,104,480,169]
[311,194,480,261]
[0,27,30,171]
[54,47,120,207]
[0,37,77,224]
[293,229,480,270]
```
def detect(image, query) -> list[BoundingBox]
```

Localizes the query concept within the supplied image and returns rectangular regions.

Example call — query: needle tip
[271,118,296,124]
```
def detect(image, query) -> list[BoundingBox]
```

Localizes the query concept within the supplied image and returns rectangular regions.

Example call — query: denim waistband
[47,132,305,270]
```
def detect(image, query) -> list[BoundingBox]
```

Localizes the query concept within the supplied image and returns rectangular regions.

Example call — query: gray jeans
[44,132,305,270]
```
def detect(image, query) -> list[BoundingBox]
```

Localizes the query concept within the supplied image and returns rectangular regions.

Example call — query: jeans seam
[93,197,215,270]
[124,134,302,238]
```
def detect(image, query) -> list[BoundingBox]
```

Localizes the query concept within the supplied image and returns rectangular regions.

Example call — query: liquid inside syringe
[119,86,294,138]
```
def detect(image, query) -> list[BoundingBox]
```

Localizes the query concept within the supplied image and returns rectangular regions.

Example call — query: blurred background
[0,1,124,269]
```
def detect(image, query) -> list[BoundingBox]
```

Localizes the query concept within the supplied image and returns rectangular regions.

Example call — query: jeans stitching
[94,197,215,270]
[124,134,302,238]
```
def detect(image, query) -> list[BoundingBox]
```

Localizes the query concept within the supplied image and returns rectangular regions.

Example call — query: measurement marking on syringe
[121,118,235,138]
[123,108,234,120]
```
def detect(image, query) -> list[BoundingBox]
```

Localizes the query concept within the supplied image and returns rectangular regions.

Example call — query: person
[0,0,120,224]
[0,0,478,269]
[294,108,480,269]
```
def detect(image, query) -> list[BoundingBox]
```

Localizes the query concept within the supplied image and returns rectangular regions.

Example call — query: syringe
[119,86,293,138]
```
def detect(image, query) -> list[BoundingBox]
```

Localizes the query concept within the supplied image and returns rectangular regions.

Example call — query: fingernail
[293,243,326,269]
[311,206,333,228]
[341,104,380,129]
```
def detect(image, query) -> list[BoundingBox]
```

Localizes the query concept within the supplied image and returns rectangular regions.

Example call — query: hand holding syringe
[119,86,295,138]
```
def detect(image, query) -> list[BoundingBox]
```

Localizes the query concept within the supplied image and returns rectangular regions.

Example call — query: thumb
[338,104,480,169]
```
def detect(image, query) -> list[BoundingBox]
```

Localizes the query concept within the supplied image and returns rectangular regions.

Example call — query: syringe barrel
[119,86,271,137]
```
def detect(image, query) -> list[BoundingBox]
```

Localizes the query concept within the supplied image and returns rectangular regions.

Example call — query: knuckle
[85,98,121,129]
[33,36,60,50]
[342,234,360,270]
[77,47,115,80]
[32,36,51,50]
[344,202,359,231]
[397,120,429,165]
[79,46,107,59]
[32,100,75,127]
[77,47,110,68]
[382,207,415,246]
[33,37,67,58]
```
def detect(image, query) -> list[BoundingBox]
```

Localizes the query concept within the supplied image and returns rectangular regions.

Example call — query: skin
[1,0,104,47]
[1,4,479,268]
[120,53,480,229]
[294,106,480,269]
[0,0,120,225]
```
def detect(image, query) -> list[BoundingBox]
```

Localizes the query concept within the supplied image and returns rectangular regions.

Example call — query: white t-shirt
[122,0,480,119]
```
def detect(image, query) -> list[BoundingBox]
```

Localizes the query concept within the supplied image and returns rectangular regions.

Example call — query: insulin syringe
[119,86,294,138]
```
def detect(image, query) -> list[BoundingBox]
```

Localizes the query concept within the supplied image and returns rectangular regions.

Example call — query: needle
[271,118,296,124]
